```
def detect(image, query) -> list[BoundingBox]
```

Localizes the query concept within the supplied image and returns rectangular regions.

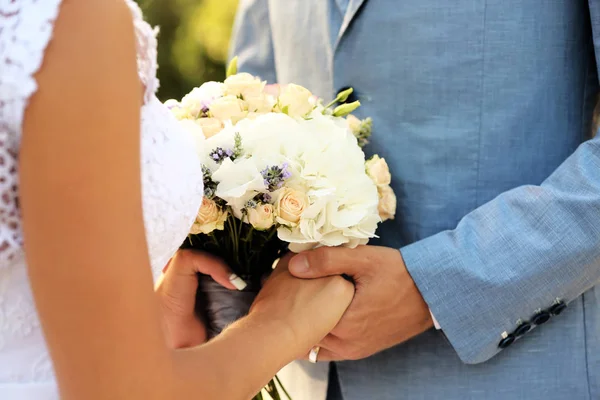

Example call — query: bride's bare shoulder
[29,0,141,115]
[38,0,139,85]
[57,0,135,33]
[24,0,142,149]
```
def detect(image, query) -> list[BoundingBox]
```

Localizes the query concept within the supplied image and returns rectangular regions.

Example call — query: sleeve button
[514,322,532,337]
[531,311,551,325]
[549,301,567,316]
[498,333,516,349]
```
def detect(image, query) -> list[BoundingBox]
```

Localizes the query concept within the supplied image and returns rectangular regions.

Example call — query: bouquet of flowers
[166,58,396,400]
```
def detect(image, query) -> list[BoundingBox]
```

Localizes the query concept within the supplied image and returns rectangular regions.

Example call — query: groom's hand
[289,246,433,361]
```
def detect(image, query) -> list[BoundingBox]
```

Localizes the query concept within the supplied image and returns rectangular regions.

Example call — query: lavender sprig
[261,163,292,191]
[232,132,243,159]
[209,147,234,164]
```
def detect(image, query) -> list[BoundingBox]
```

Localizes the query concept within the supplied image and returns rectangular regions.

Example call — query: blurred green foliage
[135,0,239,101]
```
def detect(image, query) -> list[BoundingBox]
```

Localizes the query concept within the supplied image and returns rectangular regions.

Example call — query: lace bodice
[0,0,203,395]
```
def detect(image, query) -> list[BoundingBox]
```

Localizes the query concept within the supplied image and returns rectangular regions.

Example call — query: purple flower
[261,163,293,191]
[209,147,234,164]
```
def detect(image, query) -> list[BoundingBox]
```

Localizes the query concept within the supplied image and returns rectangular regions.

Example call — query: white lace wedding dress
[0,0,204,397]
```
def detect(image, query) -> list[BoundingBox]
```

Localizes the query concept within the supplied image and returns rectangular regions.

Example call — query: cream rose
[366,155,392,187]
[224,73,265,98]
[377,185,397,222]
[190,198,228,234]
[247,204,275,230]
[245,93,275,113]
[276,188,308,226]
[208,95,247,122]
[196,117,224,138]
[277,84,314,117]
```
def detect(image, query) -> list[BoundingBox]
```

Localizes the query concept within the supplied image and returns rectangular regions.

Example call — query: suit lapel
[334,0,350,14]
[334,0,368,51]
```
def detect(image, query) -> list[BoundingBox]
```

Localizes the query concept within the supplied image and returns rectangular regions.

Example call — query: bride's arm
[20,1,352,399]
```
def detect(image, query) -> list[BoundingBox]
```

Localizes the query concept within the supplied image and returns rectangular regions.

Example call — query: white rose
[224,73,265,98]
[190,198,228,234]
[366,155,392,187]
[169,105,193,120]
[196,117,223,138]
[278,84,314,117]
[181,82,225,115]
[378,185,397,222]
[209,95,247,122]
[164,99,180,109]
[276,188,309,226]
[247,204,275,230]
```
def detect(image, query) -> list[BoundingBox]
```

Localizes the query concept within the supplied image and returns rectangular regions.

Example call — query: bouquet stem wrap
[181,221,289,400]
[196,274,259,339]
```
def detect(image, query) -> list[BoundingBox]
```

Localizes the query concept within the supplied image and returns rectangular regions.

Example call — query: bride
[0,0,354,398]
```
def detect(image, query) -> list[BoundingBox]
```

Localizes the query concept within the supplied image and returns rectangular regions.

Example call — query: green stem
[227,210,241,269]
[266,226,278,241]
[274,375,292,400]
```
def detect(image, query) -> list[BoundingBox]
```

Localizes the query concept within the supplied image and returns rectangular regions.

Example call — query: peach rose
[346,114,362,135]
[190,198,228,234]
[276,188,308,226]
[247,204,275,230]
[377,185,397,222]
[366,155,392,187]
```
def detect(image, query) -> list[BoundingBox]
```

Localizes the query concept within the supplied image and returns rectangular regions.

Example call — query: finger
[319,334,344,352]
[162,259,172,274]
[288,246,363,279]
[167,317,207,349]
[273,252,294,270]
[175,250,241,290]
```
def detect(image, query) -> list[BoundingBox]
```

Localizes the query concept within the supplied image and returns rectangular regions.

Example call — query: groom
[231,1,600,399]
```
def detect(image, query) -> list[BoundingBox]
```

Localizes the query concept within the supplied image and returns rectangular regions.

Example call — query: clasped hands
[156,246,433,362]
[288,245,433,361]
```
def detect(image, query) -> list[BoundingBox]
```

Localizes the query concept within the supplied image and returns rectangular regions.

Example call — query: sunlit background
[135,0,239,101]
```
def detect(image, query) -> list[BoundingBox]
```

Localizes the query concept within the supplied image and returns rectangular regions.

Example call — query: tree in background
[136,0,238,101]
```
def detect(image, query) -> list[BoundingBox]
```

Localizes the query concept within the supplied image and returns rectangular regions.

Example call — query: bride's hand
[250,254,355,356]
[155,250,236,349]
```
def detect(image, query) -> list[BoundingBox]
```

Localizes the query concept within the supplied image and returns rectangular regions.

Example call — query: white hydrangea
[200,112,380,250]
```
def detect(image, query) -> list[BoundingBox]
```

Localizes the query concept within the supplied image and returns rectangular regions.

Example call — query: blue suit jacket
[231,1,600,398]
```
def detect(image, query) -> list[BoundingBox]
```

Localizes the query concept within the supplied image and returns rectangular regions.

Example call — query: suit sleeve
[401,0,600,365]
[229,0,277,83]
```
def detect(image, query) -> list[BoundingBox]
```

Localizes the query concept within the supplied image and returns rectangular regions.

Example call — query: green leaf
[226,56,238,77]
[281,105,289,115]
